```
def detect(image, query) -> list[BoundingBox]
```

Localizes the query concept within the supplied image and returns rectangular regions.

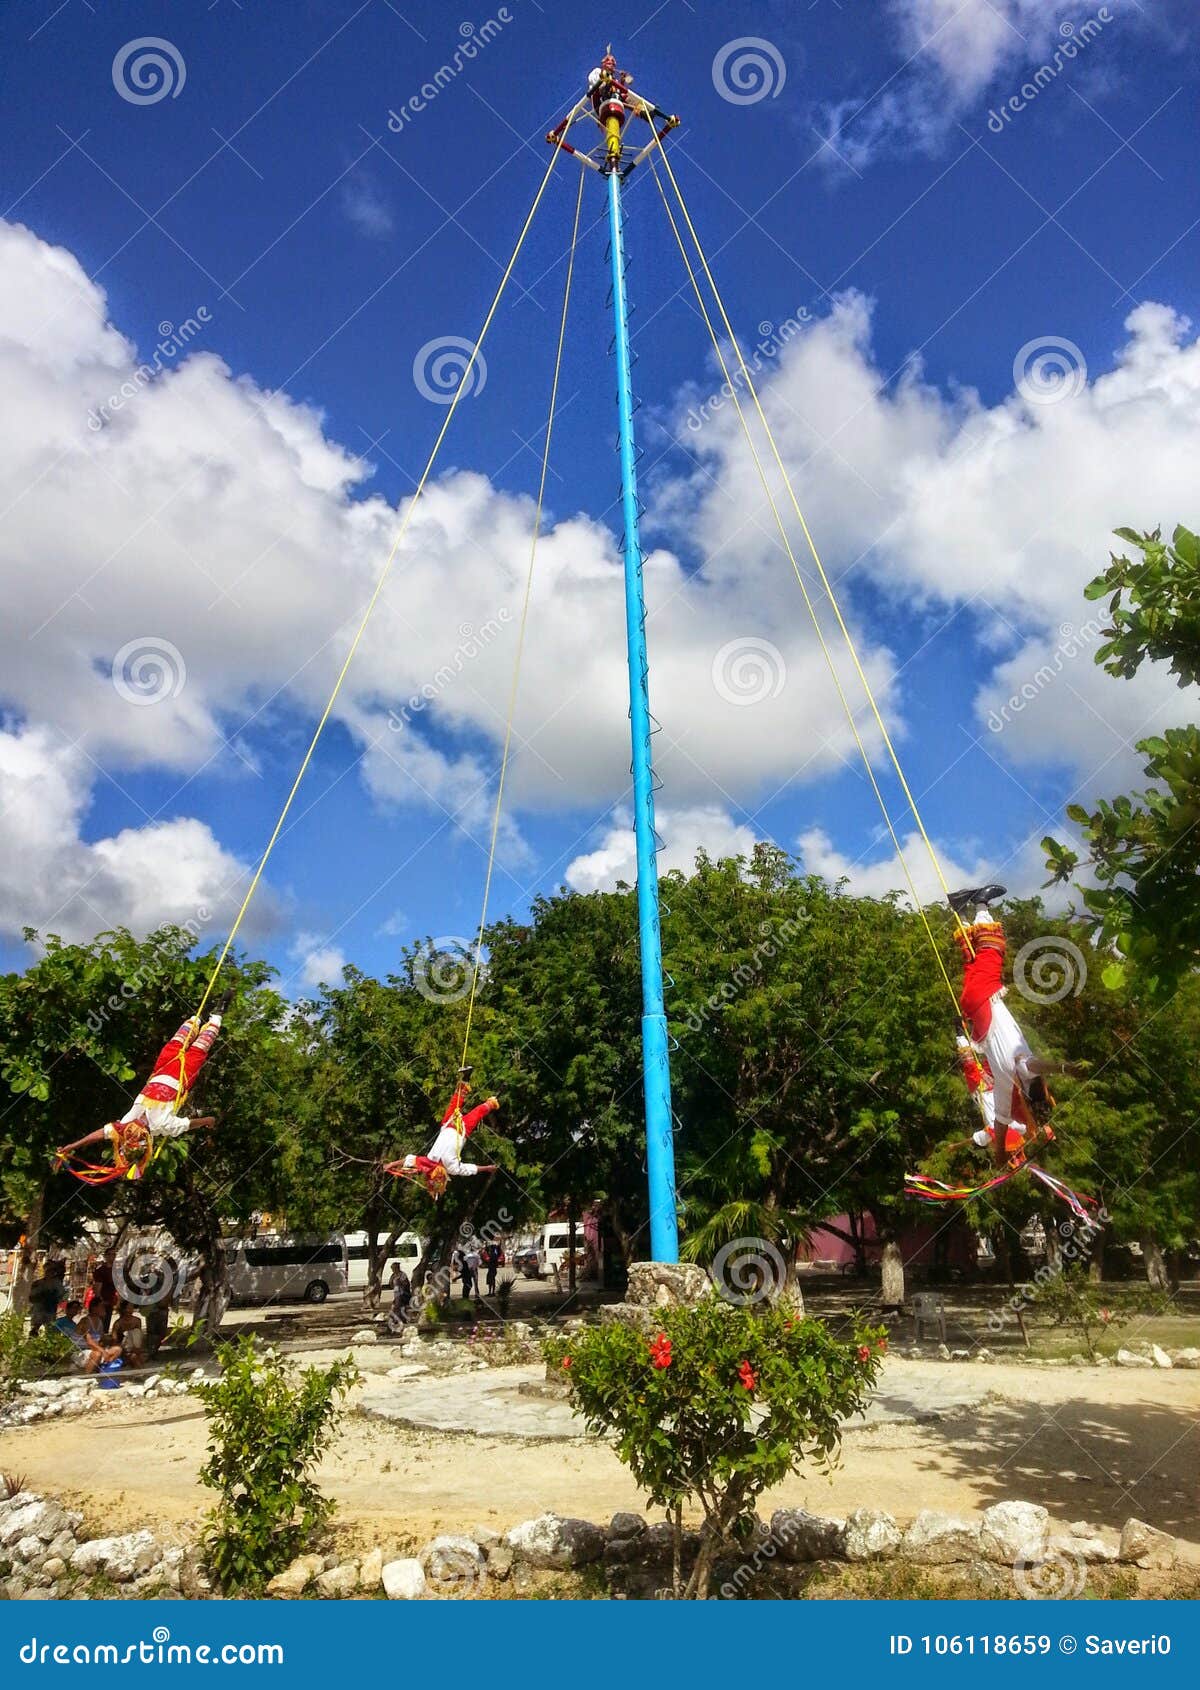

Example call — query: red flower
[561,1355,572,1370]
[1099,1308,1112,1323]
[857,1344,872,1362]
[876,1338,889,1353]
[649,1332,673,1369]
[737,1359,757,1391]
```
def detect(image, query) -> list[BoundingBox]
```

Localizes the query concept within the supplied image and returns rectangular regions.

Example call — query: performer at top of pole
[546,46,679,177]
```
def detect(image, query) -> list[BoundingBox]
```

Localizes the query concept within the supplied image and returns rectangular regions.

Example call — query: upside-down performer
[386,1069,500,1198]
[948,884,1087,1165]
[55,991,233,1183]
[905,889,1099,1225]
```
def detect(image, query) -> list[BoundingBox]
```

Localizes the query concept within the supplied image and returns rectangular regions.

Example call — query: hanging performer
[55,990,234,1181]
[387,1068,501,1198]
[948,884,1087,1166]
[954,1033,1032,1159]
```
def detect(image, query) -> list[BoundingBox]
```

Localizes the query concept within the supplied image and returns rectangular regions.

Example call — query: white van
[536,1221,588,1280]
[343,1230,426,1293]
[223,1235,348,1305]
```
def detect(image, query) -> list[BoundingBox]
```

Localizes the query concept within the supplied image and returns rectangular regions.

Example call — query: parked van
[222,1235,348,1305]
[343,1231,426,1293]
[536,1221,588,1280]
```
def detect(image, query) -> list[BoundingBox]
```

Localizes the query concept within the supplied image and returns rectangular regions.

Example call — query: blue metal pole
[607,167,679,1264]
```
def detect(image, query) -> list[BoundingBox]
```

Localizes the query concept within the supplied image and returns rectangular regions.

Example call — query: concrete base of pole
[599,1260,714,1329]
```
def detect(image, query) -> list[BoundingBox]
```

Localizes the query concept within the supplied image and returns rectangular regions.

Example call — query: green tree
[1045,524,1200,993]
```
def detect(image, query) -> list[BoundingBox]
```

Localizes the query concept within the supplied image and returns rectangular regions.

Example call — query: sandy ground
[4,1356,1197,1559]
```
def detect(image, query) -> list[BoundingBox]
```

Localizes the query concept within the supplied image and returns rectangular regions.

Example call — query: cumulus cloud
[290,932,347,992]
[0,723,264,945]
[565,805,762,894]
[817,0,1144,166]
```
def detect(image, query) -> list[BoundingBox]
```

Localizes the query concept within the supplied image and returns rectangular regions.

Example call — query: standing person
[27,1258,66,1335]
[484,1242,500,1297]
[387,1263,412,1334]
[90,1249,117,1335]
[465,1243,482,1301]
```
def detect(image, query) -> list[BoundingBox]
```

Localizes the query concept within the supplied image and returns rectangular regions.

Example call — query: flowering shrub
[544,1300,885,1597]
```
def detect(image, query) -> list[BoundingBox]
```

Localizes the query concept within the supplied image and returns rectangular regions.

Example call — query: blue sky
[1,0,1197,993]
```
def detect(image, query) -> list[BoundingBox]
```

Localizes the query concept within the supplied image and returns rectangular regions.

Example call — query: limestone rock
[265,1553,324,1598]
[315,1562,359,1598]
[385,1363,430,1380]
[901,1511,982,1564]
[1150,1345,1173,1369]
[41,1557,66,1582]
[359,1547,384,1591]
[936,1343,951,1360]
[842,1508,901,1561]
[487,1545,514,1581]
[382,1557,426,1600]
[506,1513,605,1570]
[70,1530,161,1583]
[1050,1533,1116,1564]
[1115,1348,1154,1369]
[1,1500,71,1549]
[1170,1347,1200,1369]
[770,1508,846,1562]
[422,1534,486,1591]
[608,1512,647,1541]
[624,1261,712,1308]
[350,1328,378,1345]
[1119,1518,1176,1569]
[15,1535,46,1563]
[980,1501,1049,1565]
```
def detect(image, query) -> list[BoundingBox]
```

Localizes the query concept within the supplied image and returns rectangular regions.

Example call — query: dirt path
[4,1358,1197,1558]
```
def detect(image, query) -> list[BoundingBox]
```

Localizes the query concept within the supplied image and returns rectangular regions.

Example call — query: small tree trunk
[1140,1232,1169,1292]
[880,1239,905,1312]
[1088,1232,1105,1284]
[567,1200,577,1296]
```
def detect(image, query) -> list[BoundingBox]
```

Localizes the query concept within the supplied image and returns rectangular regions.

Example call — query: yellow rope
[649,132,974,964]
[647,161,964,1020]
[458,168,586,1073]
[193,141,564,1020]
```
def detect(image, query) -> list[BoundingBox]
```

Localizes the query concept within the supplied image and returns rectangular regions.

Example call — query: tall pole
[607,166,679,1263]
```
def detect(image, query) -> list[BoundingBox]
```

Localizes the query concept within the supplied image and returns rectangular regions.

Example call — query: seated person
[55,1301,122,1374]
[112,1302,146,1365]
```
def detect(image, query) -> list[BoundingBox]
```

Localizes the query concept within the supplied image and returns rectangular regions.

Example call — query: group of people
[26,1248,170,1378]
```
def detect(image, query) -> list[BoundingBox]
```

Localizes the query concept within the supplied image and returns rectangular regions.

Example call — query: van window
[243,1243,343,1268]
[547,1234,573,1250]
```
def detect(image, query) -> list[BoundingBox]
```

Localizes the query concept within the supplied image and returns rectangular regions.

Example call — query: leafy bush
[544,1299,886,1598]
[193,1335,358,1594]
[1034,1267,1167,1358]
[0,1310,73,1401]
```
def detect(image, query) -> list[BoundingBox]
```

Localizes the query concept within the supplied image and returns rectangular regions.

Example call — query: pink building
[798,1212,978,1275]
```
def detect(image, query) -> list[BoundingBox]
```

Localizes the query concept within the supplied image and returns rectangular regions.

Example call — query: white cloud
[290,932,347,991]
[565,805,762,894]
[0,723,264,945]
[340,175,394,239]
[818,0,1143,165]
[796,825,1059,909]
